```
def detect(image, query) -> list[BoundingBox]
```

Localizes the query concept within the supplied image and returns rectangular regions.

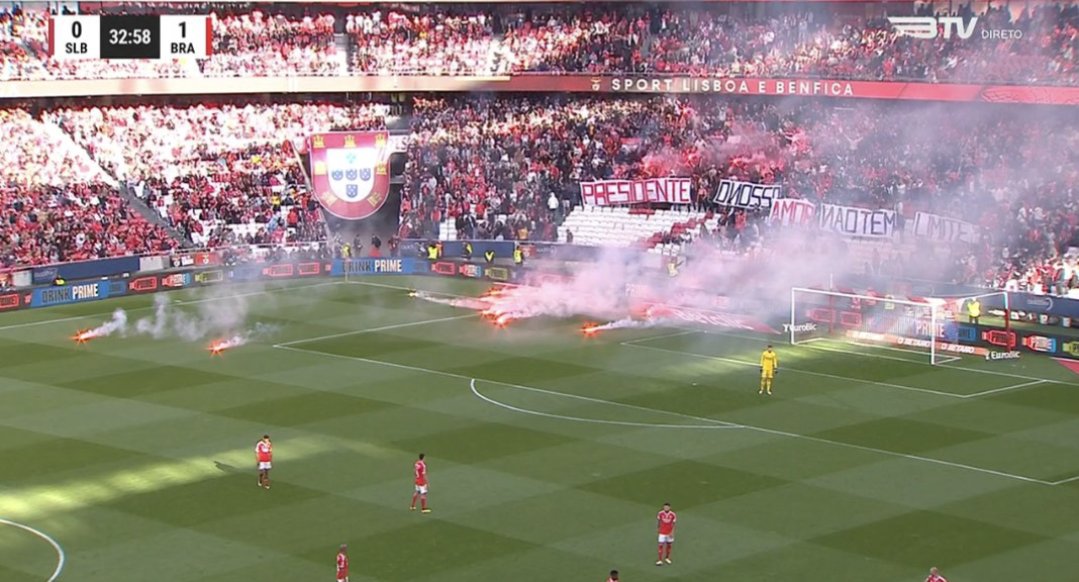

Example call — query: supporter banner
[817,204,897,238]
[911,211,979,243]
[713,179,780,210]
[769,198,816,226]
[3,77,1079,106]
[580,178,693,206]
[308,131,392,220]
[330,258,424,277]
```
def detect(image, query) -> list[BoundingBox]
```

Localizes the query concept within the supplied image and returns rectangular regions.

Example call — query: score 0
[50,15,101,59]
[160,15,213,58]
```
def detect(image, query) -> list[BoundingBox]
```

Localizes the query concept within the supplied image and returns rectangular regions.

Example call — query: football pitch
[1,276,1078,581]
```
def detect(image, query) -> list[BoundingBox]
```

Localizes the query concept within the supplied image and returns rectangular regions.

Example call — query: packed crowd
[205,12,342,77]
[399,94,1079,294]
[45,101,390,247]
[0,109,175,267]
[542,3,1077,85]
[2,91,1077,296]
[1,3,1075,84]
[346,10,587,76]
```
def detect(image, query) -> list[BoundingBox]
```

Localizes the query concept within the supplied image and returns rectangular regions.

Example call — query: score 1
[160,15,213,58]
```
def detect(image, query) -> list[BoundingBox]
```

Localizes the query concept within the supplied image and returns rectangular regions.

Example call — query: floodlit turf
[1,276,1078,581]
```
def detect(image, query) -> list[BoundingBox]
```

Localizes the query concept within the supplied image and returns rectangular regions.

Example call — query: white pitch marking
[622,341,966,399]
[960,379,1049,398]
[1049,474,1079,485]
[0,280,344,332]
[275,343,1057,485]
[273,345,741,428]
[0,517,65,581]
[469,379,737,430]
[274,313,478,347]
[668,327,1075,387]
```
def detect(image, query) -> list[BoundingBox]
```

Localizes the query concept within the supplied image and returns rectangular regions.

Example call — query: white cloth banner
[769,198,816,226]
[713,179,781,210]
[817,203,897,238]
[912,211,979,243]
[580,178,693,206]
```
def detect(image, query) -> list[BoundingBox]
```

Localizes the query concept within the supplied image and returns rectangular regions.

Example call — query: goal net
[788,288,1001,365]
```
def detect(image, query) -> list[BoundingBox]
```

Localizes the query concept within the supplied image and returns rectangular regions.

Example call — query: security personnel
[513,245,524,266]
[426,242,439,261]
[341,243,351,259]
[666,256,680,278]
[463,242,473,260]
[484,249,496,264]
[967,297,981,325]
[53,276,66,286]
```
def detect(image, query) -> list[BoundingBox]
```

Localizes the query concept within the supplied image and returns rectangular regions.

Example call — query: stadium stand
[44,101,390,247]
[0,109,176,267]
[2,3,1075,84]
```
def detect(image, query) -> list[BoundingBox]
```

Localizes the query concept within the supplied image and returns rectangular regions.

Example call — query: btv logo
[888,16,978,39]
[783,323,817,333]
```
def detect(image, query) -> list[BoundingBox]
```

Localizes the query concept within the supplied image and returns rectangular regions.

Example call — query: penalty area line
[621,341,966,399]
[1050,474,1079,485]
[272,344,741,429]
[276,343,1056,485]
[0,518,65,581]
[274,313,478,347]
[960,379,1048,399]
[469,379,739,430]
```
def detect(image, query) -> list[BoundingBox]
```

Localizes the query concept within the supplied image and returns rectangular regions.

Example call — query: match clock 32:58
[99,14,160,59]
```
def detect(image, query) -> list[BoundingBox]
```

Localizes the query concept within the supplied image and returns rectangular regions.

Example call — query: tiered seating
[0,109,176,267]
[558,207,711,249]
[47,102,389,246]
[1,4,1075,85]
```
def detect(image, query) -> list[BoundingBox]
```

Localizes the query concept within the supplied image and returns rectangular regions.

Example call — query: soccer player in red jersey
[255,434,272,489]
[336,544,349,582]
[656,502,676,565]
[410,453,430,513]
[925,567,948,582]
[605,569,619,581]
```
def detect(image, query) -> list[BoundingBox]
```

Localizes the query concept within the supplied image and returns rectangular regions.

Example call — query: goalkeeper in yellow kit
[759,345,778,395]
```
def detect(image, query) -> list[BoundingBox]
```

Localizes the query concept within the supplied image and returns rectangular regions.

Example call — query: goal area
[789,287,1007,365]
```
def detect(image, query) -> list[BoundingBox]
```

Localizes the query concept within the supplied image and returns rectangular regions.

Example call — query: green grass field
[1,276,1078,581]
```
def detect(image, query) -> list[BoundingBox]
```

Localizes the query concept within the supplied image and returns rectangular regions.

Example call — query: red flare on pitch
[494,314,512,328]
[72,329,93,344]
[208,341,227,356]
[581,324,600,336]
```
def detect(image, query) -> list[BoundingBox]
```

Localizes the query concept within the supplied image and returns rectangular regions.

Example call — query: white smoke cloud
[75,286,279,347]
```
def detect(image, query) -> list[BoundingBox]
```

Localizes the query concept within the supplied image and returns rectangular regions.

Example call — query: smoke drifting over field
[412,233,851,333]
[74,286,283,346]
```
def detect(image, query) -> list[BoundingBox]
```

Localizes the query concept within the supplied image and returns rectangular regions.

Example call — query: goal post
[788,287,1004,365]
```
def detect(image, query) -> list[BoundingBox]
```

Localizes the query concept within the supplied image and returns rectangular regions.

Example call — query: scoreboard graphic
[49,14,213,60]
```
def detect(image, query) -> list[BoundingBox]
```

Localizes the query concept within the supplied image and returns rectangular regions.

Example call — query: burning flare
[208,335,245,356]
[71,309,129,343]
